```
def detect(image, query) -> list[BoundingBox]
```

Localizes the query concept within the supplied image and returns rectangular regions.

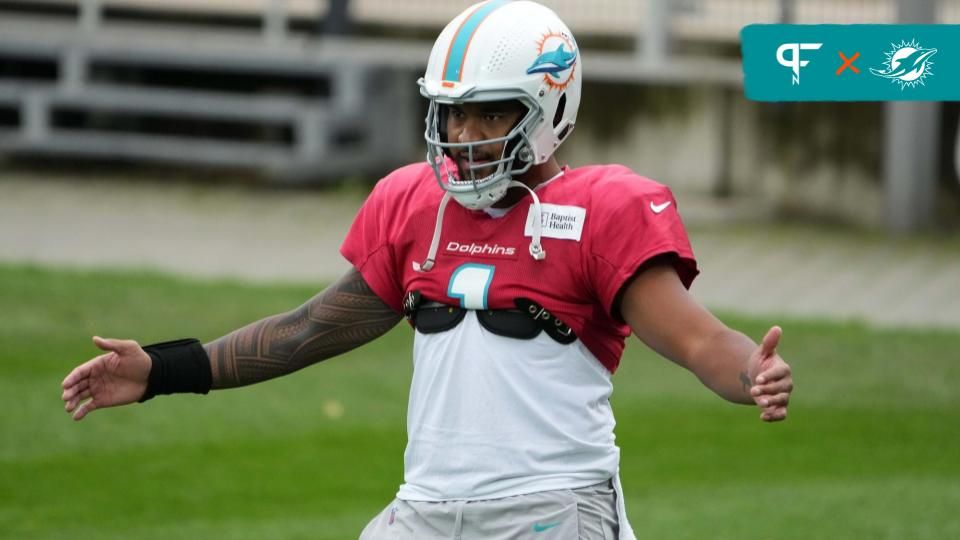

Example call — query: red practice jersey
[340,162,699,373]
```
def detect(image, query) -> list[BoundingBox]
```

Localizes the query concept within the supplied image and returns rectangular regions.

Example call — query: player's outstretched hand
[61,336,152,421]
[748,326,792,422]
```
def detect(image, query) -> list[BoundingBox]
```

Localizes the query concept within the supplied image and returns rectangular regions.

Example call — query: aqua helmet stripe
[442,0,511,83]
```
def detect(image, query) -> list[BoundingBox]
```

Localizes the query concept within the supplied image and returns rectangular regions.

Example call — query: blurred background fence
[1,0,959,231]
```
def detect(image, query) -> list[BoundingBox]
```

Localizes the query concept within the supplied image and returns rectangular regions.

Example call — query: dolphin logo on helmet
[526,43,578,76]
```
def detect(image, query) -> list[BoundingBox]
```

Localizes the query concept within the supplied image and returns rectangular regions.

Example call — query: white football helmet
[418,0,582,210]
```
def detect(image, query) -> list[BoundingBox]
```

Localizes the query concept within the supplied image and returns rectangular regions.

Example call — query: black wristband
[138,338,213,403]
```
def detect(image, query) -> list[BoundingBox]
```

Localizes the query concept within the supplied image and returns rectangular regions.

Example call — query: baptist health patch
[524,204,586,241]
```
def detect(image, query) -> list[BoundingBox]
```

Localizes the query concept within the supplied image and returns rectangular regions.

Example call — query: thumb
[759,326,782,357]
[92,336,137,354]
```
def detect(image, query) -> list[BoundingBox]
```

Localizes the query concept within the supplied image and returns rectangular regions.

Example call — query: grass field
[2,263,959,539]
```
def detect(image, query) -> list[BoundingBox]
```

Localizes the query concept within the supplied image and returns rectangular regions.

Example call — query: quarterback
[61,1,793,538]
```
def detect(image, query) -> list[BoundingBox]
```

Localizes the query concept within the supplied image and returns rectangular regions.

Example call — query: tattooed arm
[207,268,401,389]
[61,268,400,420]
[617,262,793,422]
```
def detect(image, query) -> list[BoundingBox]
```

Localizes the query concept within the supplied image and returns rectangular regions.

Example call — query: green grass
[1,264,958,539]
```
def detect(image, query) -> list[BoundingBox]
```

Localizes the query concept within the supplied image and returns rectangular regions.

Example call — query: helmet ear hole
[438,104,449,142]
[552,93,567,128]
[437,104,454,158]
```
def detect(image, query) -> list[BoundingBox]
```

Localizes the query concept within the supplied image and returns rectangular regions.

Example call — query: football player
[61,1,792,538]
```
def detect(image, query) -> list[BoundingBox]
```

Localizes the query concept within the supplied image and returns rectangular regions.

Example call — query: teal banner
[741,24,960,101]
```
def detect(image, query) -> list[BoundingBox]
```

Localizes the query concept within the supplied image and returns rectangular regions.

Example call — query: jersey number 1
[447,264,495,310]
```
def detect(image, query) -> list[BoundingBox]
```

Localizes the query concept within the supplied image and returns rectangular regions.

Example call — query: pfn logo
[776,43,823,85]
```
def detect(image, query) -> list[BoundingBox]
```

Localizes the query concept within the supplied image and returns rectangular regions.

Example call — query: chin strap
[413,185,547,273]
[508,180,546,261]
[412,192,452,272]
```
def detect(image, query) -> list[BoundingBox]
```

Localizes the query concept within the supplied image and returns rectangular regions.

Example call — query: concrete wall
[560,83,960,229]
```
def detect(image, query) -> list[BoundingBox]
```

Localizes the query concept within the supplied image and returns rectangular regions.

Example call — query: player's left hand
[748,326,792,422]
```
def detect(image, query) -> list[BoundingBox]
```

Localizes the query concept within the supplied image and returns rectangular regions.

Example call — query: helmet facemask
[424,94,542,210]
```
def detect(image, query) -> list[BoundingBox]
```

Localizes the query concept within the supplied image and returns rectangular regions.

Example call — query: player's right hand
[61,336,152,421]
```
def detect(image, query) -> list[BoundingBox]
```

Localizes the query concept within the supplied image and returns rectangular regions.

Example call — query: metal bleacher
[0,0,746,182]
[1,0,958,182]
[0,0,422,180]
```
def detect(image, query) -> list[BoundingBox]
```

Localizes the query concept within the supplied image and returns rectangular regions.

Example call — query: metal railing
[12,1,960,43]
[1,0,957,189]
[0,0,416,180]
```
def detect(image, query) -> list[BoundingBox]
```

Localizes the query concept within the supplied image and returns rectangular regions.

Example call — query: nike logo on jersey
[650,200,672,214]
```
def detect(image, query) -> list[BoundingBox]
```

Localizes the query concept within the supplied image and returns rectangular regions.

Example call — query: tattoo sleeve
[205,268,402,389]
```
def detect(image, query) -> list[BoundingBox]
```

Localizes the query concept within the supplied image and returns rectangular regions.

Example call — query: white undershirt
[397,311,620,502]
